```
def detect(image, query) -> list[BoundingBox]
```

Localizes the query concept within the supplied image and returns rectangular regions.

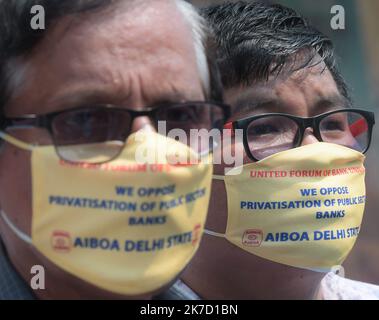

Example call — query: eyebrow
[313,95,352,112]
[49,88,191,112]
[232,93,351,118]
[232,98,281,116]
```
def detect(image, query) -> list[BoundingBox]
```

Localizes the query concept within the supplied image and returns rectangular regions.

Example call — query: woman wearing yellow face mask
[161,1,379,300]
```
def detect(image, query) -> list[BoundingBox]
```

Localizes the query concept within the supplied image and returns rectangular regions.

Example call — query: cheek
[205,138,229,232]
[205,180,228,233]
[0,143,33,235]
[206,137,252,233]
[213,135,249,174]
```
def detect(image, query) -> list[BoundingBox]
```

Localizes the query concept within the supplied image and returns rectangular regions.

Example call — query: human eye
[320,114,348,132]
[248,118,281,137]
[168,107,197,122]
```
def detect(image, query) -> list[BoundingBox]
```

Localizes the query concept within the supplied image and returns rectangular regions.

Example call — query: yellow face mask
[206,142,366,272]
[0,130,213,296]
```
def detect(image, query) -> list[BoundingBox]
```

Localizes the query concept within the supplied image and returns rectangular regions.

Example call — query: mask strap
[0,131,35,151]
[0,210,32,245]
[204,229,225,238]
[212,175,224,181]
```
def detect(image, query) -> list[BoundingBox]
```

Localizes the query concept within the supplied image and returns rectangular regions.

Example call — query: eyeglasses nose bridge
[128,109,157,131]
[302,117,316,130]
[299,117,322,141]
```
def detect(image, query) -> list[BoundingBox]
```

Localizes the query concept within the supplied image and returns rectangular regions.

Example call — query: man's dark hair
[0,0,115,113]
[0,0,223,117]
[202,1,350,101]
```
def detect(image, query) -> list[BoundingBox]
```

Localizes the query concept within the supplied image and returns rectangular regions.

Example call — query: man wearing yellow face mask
[159,1,379,300]
[0,0,230,299]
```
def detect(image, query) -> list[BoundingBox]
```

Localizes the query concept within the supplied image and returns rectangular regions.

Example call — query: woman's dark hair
[202,1,350,101]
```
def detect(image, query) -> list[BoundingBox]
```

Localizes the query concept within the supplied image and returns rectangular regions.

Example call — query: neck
[181,238,325,300]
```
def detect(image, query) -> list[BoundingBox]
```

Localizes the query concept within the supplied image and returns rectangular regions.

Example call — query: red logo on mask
[192,223,202,245]
[242,229,263,247]
[51,230,72,252]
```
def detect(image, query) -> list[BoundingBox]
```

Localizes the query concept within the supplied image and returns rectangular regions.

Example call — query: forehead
[225,61,344,118]
[7,0,202,114]
[48,0,193,67]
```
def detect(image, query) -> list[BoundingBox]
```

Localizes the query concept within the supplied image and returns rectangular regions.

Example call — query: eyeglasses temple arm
[0,117,42,130]
[223,121,235,137]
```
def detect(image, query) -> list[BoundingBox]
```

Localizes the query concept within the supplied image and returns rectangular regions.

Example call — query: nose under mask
[205,142,366,272]
[0,130,213,295]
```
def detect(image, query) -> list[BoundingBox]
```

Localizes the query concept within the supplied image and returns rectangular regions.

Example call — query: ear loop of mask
[0,132,34,244]
[0,131,35,151]
[203,174,226,238]
[0,210,32,245]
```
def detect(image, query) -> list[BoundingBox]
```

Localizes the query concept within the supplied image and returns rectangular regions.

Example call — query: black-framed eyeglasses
[224,108,375,161]
[0,101,231,163]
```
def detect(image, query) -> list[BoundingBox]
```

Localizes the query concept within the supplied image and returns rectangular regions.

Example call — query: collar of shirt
[156,273,379,300]
[154,279,201,300]
[0,240,35,300]
[317,272,379,300]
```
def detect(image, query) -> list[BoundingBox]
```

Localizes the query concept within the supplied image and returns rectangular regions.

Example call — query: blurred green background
[192,0,379,284]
